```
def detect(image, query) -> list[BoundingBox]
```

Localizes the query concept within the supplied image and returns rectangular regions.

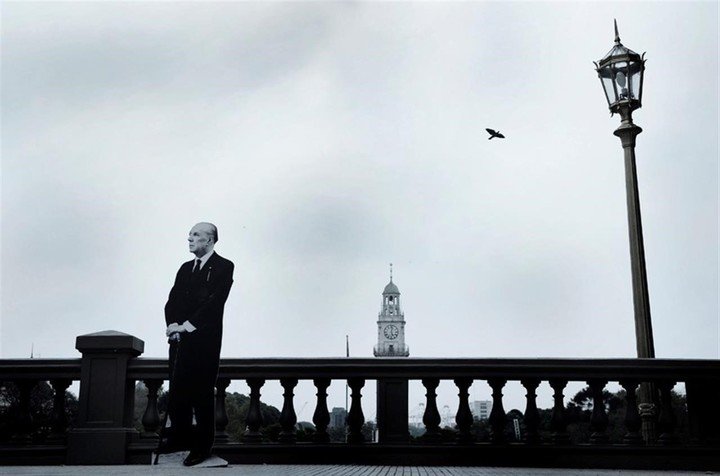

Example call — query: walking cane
[153,332,181,465]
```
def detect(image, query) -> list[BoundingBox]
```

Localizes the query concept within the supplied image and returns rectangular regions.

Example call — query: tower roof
[383,262,399,294]
[383,280,400,295]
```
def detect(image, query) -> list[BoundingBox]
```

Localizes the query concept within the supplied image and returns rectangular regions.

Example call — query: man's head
[188,222,218,257]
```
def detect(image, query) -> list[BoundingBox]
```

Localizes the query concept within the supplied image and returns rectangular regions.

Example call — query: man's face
[188,224,213,256]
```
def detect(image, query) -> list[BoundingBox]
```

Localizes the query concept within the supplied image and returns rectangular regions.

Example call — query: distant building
[470,400,493,420]
[440,405,454,428]
[330,407,347,428]
[373,265,409,357]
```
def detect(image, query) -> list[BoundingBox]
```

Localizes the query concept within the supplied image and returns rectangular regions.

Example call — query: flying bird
[486,128,505,140]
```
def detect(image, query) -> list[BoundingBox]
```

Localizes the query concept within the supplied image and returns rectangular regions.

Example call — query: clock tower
[375,264,410,444]
[374,265,409,357]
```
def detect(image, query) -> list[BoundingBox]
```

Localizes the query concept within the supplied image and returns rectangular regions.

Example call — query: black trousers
[168,338,219,453]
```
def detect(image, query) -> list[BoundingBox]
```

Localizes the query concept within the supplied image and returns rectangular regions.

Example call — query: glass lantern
[595,20,646,115]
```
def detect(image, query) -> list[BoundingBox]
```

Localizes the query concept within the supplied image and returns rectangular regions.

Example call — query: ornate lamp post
[595,20,657,441]
[595,20,653,359]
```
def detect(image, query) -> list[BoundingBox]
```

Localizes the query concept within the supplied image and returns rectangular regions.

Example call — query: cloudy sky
[1,1,717,413]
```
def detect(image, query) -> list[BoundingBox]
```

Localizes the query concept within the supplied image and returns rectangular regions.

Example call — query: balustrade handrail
[0,358,81,380]
[125,357,720,381]
[2,356,717,383]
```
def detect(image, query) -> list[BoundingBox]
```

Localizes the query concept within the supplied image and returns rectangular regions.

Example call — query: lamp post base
[639,402,658,444]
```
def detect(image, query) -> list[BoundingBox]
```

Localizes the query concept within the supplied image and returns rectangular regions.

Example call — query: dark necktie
[192,259,201,274]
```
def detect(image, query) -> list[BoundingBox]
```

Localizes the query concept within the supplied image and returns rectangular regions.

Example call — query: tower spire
[389,262,393,282]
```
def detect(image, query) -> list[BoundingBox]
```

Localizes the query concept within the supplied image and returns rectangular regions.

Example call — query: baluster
[421,378,441,442]
[588,379,609,444]
[48,379,71,443]
[279,378,298,443]
[141,379,162,439]
[243,378,265,443]
[521,378,541,444]
[454,378,474,443]
[215,377,231,444]
[619,379,642,444]
[312,378,331,443]
[346,378,365,443]
[12,380,37,443]
[549,379,569,444]
[639,382,659,444]
[657,380,678,445]
[488,378,507,443]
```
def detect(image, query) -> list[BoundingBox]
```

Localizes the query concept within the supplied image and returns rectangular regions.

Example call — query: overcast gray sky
[1,1,717,414]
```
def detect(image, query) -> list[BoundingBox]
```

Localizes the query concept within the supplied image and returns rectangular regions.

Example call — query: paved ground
[0,466,714,476]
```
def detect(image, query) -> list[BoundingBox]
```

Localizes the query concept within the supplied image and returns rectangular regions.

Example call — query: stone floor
[1,466,714,476]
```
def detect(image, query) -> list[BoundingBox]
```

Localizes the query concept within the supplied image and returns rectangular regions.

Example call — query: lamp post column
[614,110,655,360]
[614,108,657,443]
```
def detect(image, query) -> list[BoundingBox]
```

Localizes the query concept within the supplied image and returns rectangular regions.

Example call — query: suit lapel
[183,259,195,278]
[195,251,221,283]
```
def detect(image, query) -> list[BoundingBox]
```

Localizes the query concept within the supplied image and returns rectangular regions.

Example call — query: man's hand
[165,322,187,337]
[166,321,195,338]
[166,323,181,337]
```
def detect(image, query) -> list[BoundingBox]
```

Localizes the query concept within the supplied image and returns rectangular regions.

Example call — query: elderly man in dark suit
[164,222,234,466]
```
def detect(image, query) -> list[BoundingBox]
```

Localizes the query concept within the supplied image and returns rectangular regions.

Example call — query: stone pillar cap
[75,330,144,355]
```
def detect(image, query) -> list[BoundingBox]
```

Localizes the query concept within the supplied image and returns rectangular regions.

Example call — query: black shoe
[183,450,211,467]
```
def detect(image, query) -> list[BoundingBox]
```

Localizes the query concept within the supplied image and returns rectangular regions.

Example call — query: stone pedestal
[67,330,144,464]
[376,378,409,443]
[686,379,720,445]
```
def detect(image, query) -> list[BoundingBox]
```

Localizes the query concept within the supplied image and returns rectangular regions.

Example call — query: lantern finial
[614,19,621,44]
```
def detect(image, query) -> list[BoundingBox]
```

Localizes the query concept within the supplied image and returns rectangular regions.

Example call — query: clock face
[383,324,399,340]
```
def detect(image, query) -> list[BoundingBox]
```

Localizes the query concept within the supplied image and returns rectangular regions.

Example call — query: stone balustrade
[0,330,718,470]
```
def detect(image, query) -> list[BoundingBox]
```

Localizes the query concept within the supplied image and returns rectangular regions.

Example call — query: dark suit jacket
[165,251,234,373]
